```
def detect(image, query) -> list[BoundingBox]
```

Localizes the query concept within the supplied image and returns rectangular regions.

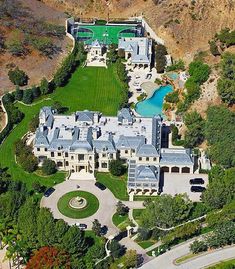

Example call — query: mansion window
[89,156,93,160]
[102,153,106,158]
[125,150,128,154]
[51,152,54,157]
[45,148,47,152]
[78,154,84,160]
[58,152,61,157]
[65,161,69,166]
[101,163,108,168]
[131,149,135,153]
[65,152,68,157]
[153,157,157,161]
[146,157,149,161]
[109,154,113,159]
[139,157,142,161]
[57,161,63,167]
[37,148,40,151]
[71,156,74,160]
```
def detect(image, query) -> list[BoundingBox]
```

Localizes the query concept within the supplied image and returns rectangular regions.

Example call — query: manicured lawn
[51,65,123,115]
[84,230,103,246]
[0,65,123,188]
[112,213,128,226]
[137,240,156,249]
[96,172,129,201]
[57,191,99,219]
[0,101,65,189]
[112,213,131,231]
[134,196,159,201]
[132,209,144,224]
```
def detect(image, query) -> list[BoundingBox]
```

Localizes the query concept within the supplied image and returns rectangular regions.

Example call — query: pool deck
[141,81,160,99]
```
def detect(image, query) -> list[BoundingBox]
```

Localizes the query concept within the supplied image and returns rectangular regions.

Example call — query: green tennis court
[76,24,138,45]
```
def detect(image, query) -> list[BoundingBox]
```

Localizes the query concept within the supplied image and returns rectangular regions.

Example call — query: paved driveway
[162,173,208,201]
[41,179,144,237]
[41,179,119,237]
[141,240,235,269]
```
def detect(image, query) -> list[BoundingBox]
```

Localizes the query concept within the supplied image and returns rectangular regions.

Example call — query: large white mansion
[33,107,194,193]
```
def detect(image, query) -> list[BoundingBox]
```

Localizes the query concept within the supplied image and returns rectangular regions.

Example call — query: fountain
[69,196,87,209]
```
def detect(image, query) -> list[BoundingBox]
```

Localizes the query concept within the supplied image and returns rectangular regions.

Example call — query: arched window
[171,166,180,173]
[161,166,169,172]
[182,167,190,173]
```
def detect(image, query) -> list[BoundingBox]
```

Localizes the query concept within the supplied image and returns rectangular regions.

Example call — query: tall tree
[205,106,235,167]
[8,67,28,86]
[217,52,235,105]
[92,219,102,236]
[123,250,138,268]
[61,226,87,257]
[25,247,71,269]
[54,219,69,244]
[37,208,57,247]
[18,198,39,248]
[140,194,193,228]
[39,78,50,95]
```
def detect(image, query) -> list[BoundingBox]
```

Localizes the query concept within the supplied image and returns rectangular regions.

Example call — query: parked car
[190,178,205,185]
[191,186,206,192]
[75,223,87,230]
[44,187,55,197]
[95,182,106,190]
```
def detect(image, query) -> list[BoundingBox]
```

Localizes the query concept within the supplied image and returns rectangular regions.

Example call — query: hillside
[0,0,72,94]
[42,0,235,62]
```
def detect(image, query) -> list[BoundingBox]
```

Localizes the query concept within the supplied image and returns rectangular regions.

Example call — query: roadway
[141,241,235,269]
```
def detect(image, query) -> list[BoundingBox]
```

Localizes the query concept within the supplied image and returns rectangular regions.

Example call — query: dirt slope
[0,0,72,94]
[42,0,235,61]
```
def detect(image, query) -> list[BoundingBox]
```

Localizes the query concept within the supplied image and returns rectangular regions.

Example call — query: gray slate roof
[91,39,102,48]
[93,134,116,153]
[160,148,193,166]
[35,126,49,146]
[152,115,162,153]
[137,144,159,157]
[116,135,145,150]
[136,165,160,181]
[118,37,151,64]
[117,108,133,124]
[76,111,94,122]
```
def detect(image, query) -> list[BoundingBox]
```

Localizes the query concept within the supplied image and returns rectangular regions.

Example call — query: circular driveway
[40,179,120,236]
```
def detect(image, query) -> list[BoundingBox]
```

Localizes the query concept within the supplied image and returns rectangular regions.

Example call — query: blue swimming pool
[135,85,173,117]
[167,72,179,80]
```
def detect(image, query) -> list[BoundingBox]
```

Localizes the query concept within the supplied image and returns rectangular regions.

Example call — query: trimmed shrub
[109,159,126,176]
[41,159,57,175]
